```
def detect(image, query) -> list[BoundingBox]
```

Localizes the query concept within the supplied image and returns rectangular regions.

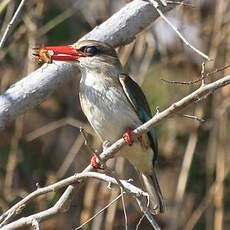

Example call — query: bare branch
[166,1,195,8]
[135,198,161,230]
[80,127,97,155]
[0,0,182,129]
[136,214,145,230]
[149,0,210,60]
[0,0,26,49]
[121,188,128,230]
[56,134,85,179]
[177,113,205,123]
[161,64,230,86]
[75,192,124,230]
[25,117,94,142]
[0,172,152,230]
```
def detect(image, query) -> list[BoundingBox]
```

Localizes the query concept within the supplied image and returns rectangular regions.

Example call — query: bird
[34,40,165,214]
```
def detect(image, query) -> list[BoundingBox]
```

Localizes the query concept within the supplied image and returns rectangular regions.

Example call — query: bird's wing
[119,73,158,161]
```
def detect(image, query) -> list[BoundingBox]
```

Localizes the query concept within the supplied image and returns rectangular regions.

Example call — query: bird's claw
[91,154,104,169]
[123,128,133,146]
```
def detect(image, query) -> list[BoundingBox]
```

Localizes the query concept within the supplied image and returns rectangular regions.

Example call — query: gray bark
[0,0,179,129]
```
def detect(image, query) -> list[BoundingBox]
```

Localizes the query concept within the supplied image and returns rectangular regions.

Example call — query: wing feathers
[118,73,158,160]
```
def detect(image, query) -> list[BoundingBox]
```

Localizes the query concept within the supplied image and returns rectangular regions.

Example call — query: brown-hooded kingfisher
[34,40,165,214]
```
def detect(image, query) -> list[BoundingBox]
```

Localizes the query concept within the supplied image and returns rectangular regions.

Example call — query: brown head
[72,40,122,74]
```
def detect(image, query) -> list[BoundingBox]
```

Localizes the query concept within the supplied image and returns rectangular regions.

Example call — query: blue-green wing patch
[119,74,158,161]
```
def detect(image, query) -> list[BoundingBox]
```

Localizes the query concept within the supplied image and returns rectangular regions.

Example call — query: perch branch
[0,0,182,129]
[0,172,159,230]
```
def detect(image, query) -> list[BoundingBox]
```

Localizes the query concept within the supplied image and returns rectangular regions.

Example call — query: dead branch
[149,0,210,60]
[0,0,26,49]
[0,0,182,129]
[0,172,159,230]
[161,63,230,85]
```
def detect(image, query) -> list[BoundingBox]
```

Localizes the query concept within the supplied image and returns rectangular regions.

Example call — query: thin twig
[80,127,128,192]
[81,129,128,193]
[120,188,128,230]
[0,0,26,49]
[160,78,195,85]
[0,211,15,227]
[75,192,124,230]
[80,127,105,169]
[37,8,73,37]
[56,134,85,179]
[104,158,126,230]
[136,214,145,230]
[206,64,230,77]
[149,0,210,60]
[80,127,97,155]
[177,113,205,123]
[161,64,230,86]
[201,62,206,86]
[166,1,195,8]
[135,198,161,230]
[25,117,94,142]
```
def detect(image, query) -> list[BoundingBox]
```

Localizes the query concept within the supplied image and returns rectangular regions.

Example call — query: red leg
[91,154,103,169]
[123,128,133,146]
[137,135,143,143]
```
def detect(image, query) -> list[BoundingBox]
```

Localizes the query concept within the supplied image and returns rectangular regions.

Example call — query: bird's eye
[85,46,97,56]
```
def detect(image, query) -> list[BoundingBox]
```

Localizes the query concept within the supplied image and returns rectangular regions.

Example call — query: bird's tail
[140,169,165,214]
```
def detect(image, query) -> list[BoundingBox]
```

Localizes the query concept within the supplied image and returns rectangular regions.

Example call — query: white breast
[80,71,141,142]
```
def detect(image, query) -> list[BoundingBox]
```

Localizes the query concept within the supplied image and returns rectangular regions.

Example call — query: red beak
[33,45,86,63]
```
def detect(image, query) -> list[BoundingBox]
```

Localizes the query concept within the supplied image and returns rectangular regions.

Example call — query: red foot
[123,128,133,146]
[91,154,103,169]
[137,135,143,143]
